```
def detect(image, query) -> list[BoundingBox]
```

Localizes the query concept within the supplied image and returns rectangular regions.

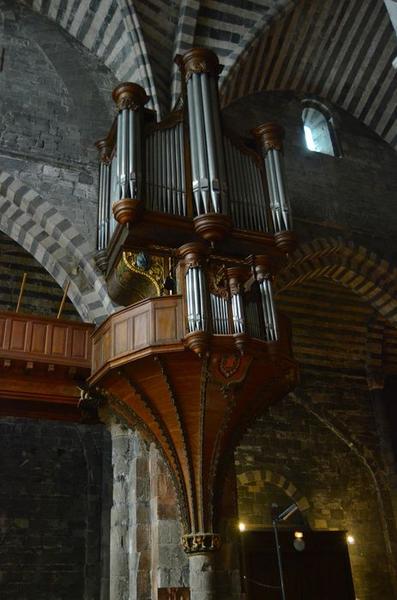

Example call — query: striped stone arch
[23,0,160,115]
[275,238,397,325]
[0,170,113,323]
[237,468,310,514]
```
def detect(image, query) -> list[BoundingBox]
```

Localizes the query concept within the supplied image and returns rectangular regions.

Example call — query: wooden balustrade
[0,311,93,421]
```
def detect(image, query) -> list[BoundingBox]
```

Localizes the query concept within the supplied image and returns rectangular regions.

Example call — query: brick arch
[0,170,113,322]
[276,238,397,325]
[237,468,310,515]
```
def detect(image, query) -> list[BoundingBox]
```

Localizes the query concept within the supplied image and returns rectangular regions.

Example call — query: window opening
[302,106,337,156]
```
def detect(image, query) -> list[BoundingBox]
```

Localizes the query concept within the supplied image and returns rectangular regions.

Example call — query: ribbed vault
[21,0,397,149]
[221,0,397,148]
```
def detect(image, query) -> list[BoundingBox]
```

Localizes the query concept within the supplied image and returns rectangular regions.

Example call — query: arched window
[302,104,340,157]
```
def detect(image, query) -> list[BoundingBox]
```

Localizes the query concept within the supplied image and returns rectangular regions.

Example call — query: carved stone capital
[252,121,285,153]
[178,48,223,81]
[112,82,149,112]
[182,533,222,554]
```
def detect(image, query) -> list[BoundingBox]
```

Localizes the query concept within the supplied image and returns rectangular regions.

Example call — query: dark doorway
[241,530,355,600]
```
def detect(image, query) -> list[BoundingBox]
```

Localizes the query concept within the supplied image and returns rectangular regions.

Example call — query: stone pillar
[188,552,217,600]
[109,420,132,600]
[102,413,151,600]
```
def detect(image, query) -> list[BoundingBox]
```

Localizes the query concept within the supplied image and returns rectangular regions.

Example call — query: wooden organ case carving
[90,48,299,555]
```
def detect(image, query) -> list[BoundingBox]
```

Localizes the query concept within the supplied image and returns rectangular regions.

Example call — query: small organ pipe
[174,126,182,215]
[192,74,209,213]
[186,79,201,215]
[161,129,167,212]
[112,82,148,204]
[178,123,186,216]
[128,109,135,197]
[252,122,292,233]
[201,74,219,213]
[95,139,112,250]
[97,163,104,250]
[116,114,122,200]
[272,149,291,230]
[266,278,279,340]
[209,76,228,213]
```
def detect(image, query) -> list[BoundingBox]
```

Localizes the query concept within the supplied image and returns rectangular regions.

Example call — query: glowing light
[294,531,304,539]
[238,522,246,532]
[347,535,355,545]
[304,125,316,151]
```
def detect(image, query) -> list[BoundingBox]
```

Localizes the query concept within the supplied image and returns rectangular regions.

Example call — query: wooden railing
[92,296,185,375]
[0,311,93,368]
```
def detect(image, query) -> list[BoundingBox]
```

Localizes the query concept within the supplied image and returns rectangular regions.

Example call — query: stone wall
[235,277,397,600]
[0,0,116,247]
[223,91,397,262]
[0,417,110,600]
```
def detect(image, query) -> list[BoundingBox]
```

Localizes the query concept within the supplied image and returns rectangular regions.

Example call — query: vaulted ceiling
[20,0,397,148]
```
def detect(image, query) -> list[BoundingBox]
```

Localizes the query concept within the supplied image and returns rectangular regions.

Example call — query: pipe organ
[90,47,298,594]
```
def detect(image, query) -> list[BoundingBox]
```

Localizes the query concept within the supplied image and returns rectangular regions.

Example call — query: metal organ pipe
[227,268,248,335]
[112,82,148,204]
[253,257,279,342]
[201,74,219,213]
[186,266,208,332]
[180,49,228,217]
[95,139,112,251]
[252,122,292,233]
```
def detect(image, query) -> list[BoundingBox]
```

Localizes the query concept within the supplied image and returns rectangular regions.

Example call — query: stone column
[108,420,132,600]
[183,534,222,600]
[102,412,151,600]
[188,552,217,600]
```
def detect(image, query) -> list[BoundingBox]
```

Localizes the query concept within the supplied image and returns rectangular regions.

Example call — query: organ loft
[89,48,298,598]
[1,1,397,599]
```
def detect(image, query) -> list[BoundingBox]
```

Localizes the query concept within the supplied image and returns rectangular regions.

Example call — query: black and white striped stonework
[221,0,397,150]
[0,170,113,323]
[28,0,160,114]
[276,237,397,326]
[0,232,79,320]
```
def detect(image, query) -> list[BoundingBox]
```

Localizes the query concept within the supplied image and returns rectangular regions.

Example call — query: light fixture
[347,534,355,545]
[294,531,303,539]
[238,522,246,532]
[272,503,300,600]
[293,531,305,552]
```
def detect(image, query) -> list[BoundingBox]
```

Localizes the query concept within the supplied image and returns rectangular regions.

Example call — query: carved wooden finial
[112,82,149,111]
[251,122,285,153]
[178,47,223,81]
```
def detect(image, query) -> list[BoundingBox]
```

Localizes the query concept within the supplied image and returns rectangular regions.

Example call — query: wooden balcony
[89,294,298,535]
[0,311,94,421]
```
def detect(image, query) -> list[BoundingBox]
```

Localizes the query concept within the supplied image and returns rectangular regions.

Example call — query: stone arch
[220,0,397,149]
[276,238,397,325]
[0,170,113,322]
[237,468,310,515]
[289,389,397,592]
[18,0,160,114]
